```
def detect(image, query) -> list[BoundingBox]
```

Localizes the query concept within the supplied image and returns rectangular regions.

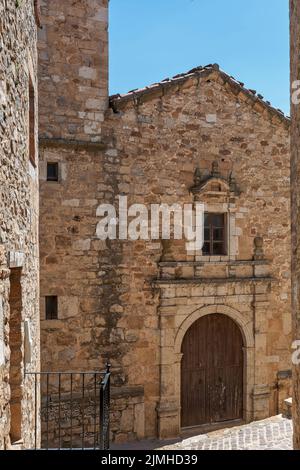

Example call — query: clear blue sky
[109,0,290,114]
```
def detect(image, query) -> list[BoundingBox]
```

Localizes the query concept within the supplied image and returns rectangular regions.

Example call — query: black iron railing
[25,364,111,450]
[100,368,110,450]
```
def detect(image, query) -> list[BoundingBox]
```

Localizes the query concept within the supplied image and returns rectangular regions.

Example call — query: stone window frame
[190,166,241,263]
[45,296,58,320]
[41,296,60,323]
[46,162,59,182]
[203,212,227,256]
[40,155,65,184]
[195,201,239,262]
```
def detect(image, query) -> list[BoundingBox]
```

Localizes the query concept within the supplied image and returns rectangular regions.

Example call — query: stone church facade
[0,1,40,449]
[106,69,292,441]
[37,0,292,444]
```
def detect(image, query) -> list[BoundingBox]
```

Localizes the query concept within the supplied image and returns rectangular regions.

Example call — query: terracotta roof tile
[109,64,290,124]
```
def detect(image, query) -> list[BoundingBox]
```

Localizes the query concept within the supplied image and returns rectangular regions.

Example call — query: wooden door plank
[181,314,244,429]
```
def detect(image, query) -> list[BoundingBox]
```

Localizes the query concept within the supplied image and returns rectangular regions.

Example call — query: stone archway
[174,305,254,354]
[175,305,254,432]
[157,304,255,439]
[180,313,244,429]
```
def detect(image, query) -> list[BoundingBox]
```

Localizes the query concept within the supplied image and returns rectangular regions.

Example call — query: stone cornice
[158,260,271,267]
[39,138,107,152]
[111,386,144,399]
[153,277,274,287]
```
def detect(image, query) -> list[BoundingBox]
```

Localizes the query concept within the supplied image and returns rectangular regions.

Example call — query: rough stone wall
[105,71,291,438]
[37,0,146,445]
[39,140,123,370]
[39,65,291,441]
[290,0,300,451]
[39,137,147,443]
[0,0,40,449]
[38,0,109,141]
[39,384,144,448]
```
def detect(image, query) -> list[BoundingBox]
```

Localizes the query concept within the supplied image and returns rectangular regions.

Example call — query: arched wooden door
[181,314,244,429]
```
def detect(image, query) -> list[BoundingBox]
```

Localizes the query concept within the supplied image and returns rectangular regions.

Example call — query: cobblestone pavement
[160,416,293,451]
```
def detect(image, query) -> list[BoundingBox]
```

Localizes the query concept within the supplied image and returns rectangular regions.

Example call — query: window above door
[203,213,227,256]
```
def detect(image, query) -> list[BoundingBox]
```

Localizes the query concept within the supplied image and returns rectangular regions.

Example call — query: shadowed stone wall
[290,0,300,451]
[0,0,40,450]
[105,68,292,439]
[39,60,292,442]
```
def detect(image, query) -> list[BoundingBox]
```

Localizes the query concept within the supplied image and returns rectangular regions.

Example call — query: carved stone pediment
[190,161,240,197]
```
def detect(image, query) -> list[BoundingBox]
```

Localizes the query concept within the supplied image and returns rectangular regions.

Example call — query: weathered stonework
[38,0,109,142]
[105,68,292,439]
[0,0,292,450]
[0,0,40,449]
[290,0,300,451]
[38,0,135,445]
[39,24,292,441]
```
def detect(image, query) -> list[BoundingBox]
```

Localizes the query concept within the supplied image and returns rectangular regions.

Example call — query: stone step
[283,398,292,419]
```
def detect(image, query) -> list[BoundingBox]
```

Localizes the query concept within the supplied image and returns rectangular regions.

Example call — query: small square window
[47,162,59,182]
[45,296,58,320]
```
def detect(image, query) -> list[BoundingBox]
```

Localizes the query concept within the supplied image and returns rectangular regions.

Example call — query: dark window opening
[29,78,36,166]
[211,183,221,192]
[45,296,58,320]
[203,213,226,256]
[47,162,59,182]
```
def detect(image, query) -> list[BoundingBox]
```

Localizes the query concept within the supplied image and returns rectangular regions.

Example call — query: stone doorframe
[157,304,255,440]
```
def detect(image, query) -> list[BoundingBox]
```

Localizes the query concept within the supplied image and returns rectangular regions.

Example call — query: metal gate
[26,364,111,450]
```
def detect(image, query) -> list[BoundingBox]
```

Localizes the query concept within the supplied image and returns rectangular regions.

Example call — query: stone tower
[38,1,132,446]
[290,0,300,450]
[38,0,109,141]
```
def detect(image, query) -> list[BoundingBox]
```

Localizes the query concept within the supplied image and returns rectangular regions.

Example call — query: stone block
[72,239,91,251]
[59,297,79,319]
[134,403,145,439]
[8,252,25,269]
[254,264,269,278]
[79,67,97,80]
